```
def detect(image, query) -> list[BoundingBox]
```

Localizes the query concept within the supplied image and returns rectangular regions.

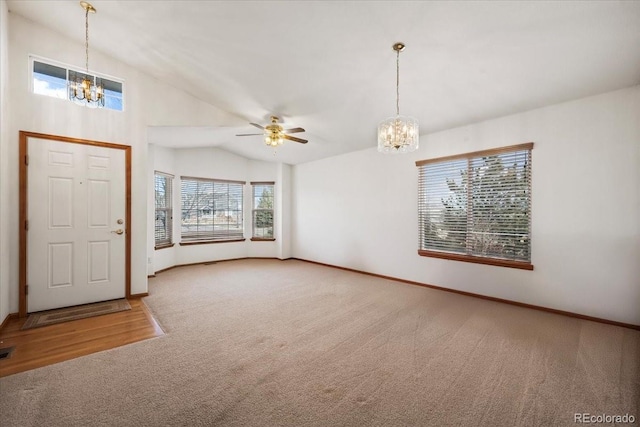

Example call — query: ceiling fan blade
[236,133,264,136]
[250,123,265,130]
[283,127,305,134]
[284,134,308,144]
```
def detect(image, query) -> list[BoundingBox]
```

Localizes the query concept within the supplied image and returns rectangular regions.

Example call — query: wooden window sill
[154,243,175,250]
[250,238,276,242]
[180,238,246,246]
[418,250,533,270]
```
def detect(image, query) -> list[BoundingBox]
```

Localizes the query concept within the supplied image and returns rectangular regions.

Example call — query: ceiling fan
[236,116,308,147]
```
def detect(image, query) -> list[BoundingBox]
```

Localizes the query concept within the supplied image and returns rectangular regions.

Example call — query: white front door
[27,138,126,312]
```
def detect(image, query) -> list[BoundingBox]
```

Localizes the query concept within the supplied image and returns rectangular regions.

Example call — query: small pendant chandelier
[377,43,419,154]
[69,1,104,108]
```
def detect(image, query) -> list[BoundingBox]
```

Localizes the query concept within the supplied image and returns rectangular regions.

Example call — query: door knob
[111,229,124,235]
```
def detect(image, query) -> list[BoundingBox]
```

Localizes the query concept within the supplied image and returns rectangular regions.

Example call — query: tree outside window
[252,182,274,240]
[180,177,245,243]
[417,143,533,270]
[154,172,173,248]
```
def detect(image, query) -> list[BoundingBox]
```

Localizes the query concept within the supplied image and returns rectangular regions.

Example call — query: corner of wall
[276,163,292,259]
[0,0,12,321]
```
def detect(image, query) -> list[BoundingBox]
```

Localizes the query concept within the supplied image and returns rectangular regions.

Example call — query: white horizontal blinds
[418,144,532,262]
[181,177,244,242]
[252,183,274,238]
[154,172,173,246]
[469,150,531,261]
[419,159,469,254]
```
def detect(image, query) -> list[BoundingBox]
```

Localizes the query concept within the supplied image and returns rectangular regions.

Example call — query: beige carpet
[0,259,638,426]
[21,299,131,330]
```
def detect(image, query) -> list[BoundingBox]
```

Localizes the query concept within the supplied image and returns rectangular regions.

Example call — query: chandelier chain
[85,7,89,72]
[71,2,104,108]
[396,48,400,117]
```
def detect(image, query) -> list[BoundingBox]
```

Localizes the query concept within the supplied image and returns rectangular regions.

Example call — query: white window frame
[251,182,275,241]
[154,172,174,249]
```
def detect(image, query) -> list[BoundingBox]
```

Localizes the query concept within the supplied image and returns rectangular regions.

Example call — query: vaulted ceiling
[8,1,640,164]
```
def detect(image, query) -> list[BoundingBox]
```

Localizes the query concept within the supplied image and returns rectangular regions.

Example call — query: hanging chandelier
[377,43,419,153]
[69,1,104,108]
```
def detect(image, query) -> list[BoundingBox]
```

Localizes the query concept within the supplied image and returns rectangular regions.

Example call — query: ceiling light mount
[377,42,419,154]
[80,1,96,14]
[392,42,405,52]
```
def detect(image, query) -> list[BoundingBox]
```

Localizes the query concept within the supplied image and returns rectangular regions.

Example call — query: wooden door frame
[19,131,132,317]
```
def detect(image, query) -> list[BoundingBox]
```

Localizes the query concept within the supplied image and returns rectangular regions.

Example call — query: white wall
[0,0,11,322]
[292,86,640,325]
[2,13,239,316]
[276,163,292,259]
[149,146,291,273]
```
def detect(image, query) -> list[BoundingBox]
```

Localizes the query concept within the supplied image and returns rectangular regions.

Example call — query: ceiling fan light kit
[377,42,419,154]
[264,116,285,147]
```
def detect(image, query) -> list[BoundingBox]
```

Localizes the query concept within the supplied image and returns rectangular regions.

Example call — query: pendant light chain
[70,2,104,108]
[85,8,90,73]
[396,48,400,117]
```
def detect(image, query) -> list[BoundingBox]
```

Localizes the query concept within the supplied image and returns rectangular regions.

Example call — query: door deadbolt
[117,219,124,224]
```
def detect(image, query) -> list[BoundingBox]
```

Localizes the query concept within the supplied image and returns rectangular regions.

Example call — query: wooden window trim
[418,250,533,270]
[179,238,246,246]
[250,181,275,185]
[250,238,276,242]
[180,175,246,185]
[154,243,175,250]
[416,142,534,166]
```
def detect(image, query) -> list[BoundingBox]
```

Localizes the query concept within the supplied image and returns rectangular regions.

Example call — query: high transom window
[31,57,124,111]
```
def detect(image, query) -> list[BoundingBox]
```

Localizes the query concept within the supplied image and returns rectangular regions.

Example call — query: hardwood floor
[0,298,164,378]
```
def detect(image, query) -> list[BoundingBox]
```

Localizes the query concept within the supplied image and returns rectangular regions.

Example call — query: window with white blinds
[251,182,275,240]
[154,172,173,248]
[180,176,245,243]
[416,143,533,269]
